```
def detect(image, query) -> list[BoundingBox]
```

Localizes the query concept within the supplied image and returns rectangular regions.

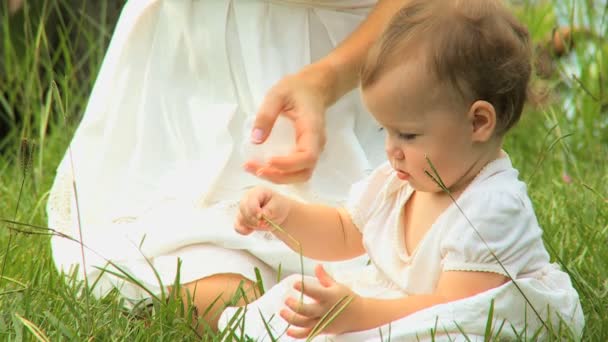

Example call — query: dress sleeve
[440,189,543,278]
[344,163,394,233]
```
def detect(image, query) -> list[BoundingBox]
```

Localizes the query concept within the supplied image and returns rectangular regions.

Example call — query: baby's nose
[385,141,405,160]
[394,147,405,160]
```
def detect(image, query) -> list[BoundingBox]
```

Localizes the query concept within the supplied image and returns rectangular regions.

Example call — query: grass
[1,0,607,340]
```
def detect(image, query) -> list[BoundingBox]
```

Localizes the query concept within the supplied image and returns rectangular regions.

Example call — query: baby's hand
[281,264,362,338]
[234,186,290,235]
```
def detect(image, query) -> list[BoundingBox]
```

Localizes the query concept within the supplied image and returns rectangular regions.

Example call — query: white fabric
[219,155,584,340]
[344,156,552,296]
[47,0,384,301]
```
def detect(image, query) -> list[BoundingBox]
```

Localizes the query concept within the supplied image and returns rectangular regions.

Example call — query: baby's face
[362,58,483,193]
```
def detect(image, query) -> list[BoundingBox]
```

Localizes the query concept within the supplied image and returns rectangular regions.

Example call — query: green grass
[1,0,607,340]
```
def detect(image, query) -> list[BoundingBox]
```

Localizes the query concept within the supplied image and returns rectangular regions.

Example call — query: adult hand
[244,65,333,184]
[281,264,362,339]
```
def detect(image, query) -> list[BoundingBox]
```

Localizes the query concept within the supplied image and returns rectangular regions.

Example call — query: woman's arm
[317,0,412,107]
[247,0,411,183]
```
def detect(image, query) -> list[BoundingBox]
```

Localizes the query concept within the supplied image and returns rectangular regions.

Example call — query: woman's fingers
[251,86,286,144]
[248,71,328,185]
[252,167,313,184]
[244,154,315,183]
[261,116,324,176]
[242,160,264,174]
[267,150,317,173]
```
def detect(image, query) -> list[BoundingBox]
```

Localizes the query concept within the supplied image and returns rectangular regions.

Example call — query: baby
[229,0,584,340]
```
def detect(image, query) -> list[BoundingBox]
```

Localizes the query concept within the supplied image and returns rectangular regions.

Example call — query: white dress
[47,0,385,302]
[219,155,584,341]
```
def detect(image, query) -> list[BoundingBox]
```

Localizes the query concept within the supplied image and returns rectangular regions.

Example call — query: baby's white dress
[47,0,384,302]
[219,155,584,341]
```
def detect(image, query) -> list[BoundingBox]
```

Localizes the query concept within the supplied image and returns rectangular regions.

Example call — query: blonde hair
[361,0,531,135]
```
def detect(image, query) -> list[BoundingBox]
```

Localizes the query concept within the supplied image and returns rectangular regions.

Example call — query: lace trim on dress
[265,0,376,10]
[47,168,76,236]
[442,261,511,278]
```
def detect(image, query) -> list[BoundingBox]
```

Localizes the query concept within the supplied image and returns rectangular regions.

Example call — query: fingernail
[251,128,264,143]
[256,167,266,176]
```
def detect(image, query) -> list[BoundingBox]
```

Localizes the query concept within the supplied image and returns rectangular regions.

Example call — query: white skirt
[219,263,584,341]
[47,0,382,302]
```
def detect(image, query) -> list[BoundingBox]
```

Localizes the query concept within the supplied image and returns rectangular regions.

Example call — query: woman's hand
[281,264,363,339]
[244,63,335,184]
[244,0,410,185]
[234,186,291,235]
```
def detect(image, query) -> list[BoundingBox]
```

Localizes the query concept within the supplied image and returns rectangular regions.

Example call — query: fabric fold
[48,0,383,303]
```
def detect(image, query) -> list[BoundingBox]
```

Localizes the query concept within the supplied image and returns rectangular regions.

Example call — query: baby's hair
[361,0,531,136]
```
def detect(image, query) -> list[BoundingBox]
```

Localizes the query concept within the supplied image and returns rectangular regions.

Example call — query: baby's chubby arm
[283,267,508,338]
[234,186,365,261]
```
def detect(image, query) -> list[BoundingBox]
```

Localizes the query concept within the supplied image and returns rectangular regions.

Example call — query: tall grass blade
[254,266,265,295]
[259,309,279,342]
[424,156,550,334]
[306,295,354,341]
[44,310,77,340]
[262,215,305,302]
[0,138,30,287]
[452,322,468,341]
[483,299,495,341]
[14,313,51,342]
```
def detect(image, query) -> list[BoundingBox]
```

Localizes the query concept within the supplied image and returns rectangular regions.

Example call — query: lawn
[1,0,606,340]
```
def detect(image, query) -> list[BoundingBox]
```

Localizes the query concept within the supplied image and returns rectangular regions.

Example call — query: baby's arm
[235,187,365,261]
[284,268,507,338]
[352,271,508,331]
[280,201,365,261]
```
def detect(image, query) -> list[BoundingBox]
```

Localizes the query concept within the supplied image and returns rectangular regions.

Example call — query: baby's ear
[468,100,497,142]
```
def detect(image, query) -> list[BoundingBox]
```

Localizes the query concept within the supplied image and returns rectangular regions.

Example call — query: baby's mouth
[396,169,410,181]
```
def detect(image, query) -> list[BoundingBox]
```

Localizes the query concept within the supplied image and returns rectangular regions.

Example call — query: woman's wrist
[315,56,360,107]
[293,61,339,109]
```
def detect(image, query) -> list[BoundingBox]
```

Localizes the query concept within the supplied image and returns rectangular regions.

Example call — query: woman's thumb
[252,93,283,144]
[315,264,335,288]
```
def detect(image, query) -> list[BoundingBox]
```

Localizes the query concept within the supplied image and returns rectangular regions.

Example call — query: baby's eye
[398,132,418,141]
